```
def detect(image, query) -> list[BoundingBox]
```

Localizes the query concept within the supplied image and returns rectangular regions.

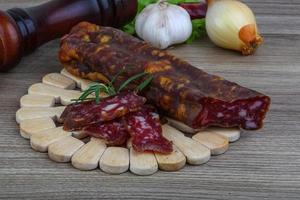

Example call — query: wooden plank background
[0,0,299,199]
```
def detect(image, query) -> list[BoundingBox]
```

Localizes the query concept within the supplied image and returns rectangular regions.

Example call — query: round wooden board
[16,71,241,176]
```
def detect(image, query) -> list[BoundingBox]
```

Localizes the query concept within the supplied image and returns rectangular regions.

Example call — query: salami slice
[60,91,146,131]
[125,106,173,154]
[82,119,128,146]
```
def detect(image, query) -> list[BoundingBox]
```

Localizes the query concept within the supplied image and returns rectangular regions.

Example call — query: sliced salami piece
[125,106,173,154]
[82,118,129,146]
[60,91,146,131]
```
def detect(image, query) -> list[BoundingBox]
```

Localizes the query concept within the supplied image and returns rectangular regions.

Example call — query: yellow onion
[206,0,263,55]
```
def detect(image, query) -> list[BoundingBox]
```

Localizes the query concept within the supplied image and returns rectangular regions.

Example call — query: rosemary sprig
[107,68,126,95]
[72,71,153,104]
[111,68,126,85]
[136,75,153,92]
[117,72,149,93]
[71,83,113,103]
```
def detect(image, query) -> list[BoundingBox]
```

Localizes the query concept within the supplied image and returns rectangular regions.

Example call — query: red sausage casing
[59,22,271,130]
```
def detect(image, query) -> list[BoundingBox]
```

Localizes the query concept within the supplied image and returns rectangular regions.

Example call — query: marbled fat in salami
[82,118,128,146]
[59,22,271,130]
[61,91,146,131]
[125,106,173,154]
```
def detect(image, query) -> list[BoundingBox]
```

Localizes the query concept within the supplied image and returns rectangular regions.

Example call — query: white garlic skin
[135,1,192,49]
[206,0,262,55]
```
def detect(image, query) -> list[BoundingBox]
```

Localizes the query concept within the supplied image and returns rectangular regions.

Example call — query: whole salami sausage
[59,22,271,130]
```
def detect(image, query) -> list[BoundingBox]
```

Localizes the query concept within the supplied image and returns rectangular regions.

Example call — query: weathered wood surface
[0,0,300,199]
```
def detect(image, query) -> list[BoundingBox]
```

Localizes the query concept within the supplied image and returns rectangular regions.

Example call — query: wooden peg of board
[28,83,82,105]
[48,136,84,163]
[61,69,86,88]
[192,131,229,155]
[20,94,55,108]
[154,145,186,171]
[100,147,129,174]
[162,124,211,165]
[71,131,88,139]
[129,148,158,176]
[43,73,76,89]
[109,138,159,174]
[61,69,95,91]
[126,138,133,149]
[71,138,107,170]
[30,127,72,152]
[206,127,241,142]
[80,79,96,91]
[16,106,65,124]
[167,118,201,134]
[19,117,56,139]
[80,137,91,144]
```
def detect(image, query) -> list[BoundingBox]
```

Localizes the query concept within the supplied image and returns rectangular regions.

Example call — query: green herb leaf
[122,22,136,35]
[95,87,100,104]
[136,75,154,92]
[71,70,153,103]
[71,97,96,102]
[73,83,113,103]
[108,68,127,95]
[117,72,148,93]
[138,0,157,12]
[78,90,94,101]
[110,68,125,85]
[186,18,206,44]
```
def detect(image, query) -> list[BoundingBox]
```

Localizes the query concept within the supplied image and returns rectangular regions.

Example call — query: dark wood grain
[0,0,300,199]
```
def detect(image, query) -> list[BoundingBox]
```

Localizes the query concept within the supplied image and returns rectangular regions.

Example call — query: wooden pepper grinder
[0,0,137,71]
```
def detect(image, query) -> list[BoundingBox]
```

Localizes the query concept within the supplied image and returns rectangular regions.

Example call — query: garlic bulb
[206,0,263,55]
[135,0,192,49]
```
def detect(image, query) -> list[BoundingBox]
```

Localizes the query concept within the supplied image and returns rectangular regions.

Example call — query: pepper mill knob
[0,0,137,71]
